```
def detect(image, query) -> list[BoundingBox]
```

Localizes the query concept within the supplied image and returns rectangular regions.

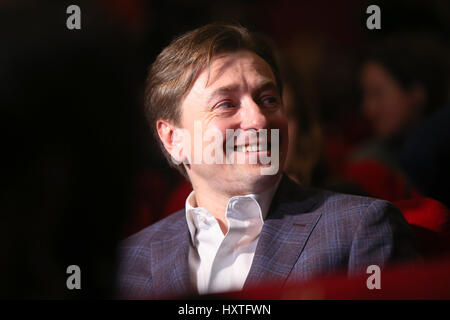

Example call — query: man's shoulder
[321,189,398,223]
[279,175,388,215]
[282,184,406,243]
[280,178,397,223]
[313,188,385,211]
[296,186,406,238]
[120,209,186,249]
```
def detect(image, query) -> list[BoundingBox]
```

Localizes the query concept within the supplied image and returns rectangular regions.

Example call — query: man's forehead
[197,50,276,90]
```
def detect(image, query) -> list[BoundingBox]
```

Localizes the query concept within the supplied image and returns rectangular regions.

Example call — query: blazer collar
[243,174,322,290]
[149,214,197,298]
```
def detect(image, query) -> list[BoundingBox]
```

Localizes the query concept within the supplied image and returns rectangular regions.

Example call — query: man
[117,24,418,299]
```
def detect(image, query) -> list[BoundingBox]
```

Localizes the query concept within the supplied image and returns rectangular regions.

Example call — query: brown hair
[144,23,282,178]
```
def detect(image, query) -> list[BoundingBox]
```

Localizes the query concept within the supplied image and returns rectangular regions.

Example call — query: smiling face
[176,50,288,195]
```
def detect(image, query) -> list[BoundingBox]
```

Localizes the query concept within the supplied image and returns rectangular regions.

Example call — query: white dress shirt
[185,180,280,295]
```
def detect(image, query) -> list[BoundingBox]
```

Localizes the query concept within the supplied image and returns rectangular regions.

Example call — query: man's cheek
[203,127,226,165]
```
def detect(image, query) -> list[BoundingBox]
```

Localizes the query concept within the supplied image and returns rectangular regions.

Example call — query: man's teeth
[235,144,268,152]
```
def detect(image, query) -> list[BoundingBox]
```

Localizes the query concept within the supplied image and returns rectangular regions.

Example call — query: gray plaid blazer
[116,175,418,299]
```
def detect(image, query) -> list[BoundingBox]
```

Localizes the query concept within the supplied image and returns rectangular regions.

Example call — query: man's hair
[144,23,282,178]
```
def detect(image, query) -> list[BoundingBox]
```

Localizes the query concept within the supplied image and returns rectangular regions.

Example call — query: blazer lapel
[244,175,322,289]
[150,213,197,298]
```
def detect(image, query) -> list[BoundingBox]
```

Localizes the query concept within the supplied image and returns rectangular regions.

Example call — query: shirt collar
[185,176,282,244]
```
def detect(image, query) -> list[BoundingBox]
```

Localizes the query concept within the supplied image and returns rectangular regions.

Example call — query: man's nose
[239,98,267,130]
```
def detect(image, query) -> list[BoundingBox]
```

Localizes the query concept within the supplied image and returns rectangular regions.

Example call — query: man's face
[176,50,288,194]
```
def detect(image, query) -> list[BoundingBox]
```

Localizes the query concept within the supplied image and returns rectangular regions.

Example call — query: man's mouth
[233,143,271,153]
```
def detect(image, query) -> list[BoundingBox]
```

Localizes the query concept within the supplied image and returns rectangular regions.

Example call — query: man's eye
[217,102,235,109]
[260,96,278,106]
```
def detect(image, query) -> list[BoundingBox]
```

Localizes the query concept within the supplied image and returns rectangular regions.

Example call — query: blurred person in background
[342,34,450,257]
[400,104,450,209]
[398,103,450,255]
[346,33,449,202]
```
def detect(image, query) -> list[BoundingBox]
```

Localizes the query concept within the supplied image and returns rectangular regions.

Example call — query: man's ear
[156,119,187,164]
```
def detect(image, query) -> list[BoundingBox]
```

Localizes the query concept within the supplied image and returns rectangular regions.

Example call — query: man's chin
[231,164,281,183]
